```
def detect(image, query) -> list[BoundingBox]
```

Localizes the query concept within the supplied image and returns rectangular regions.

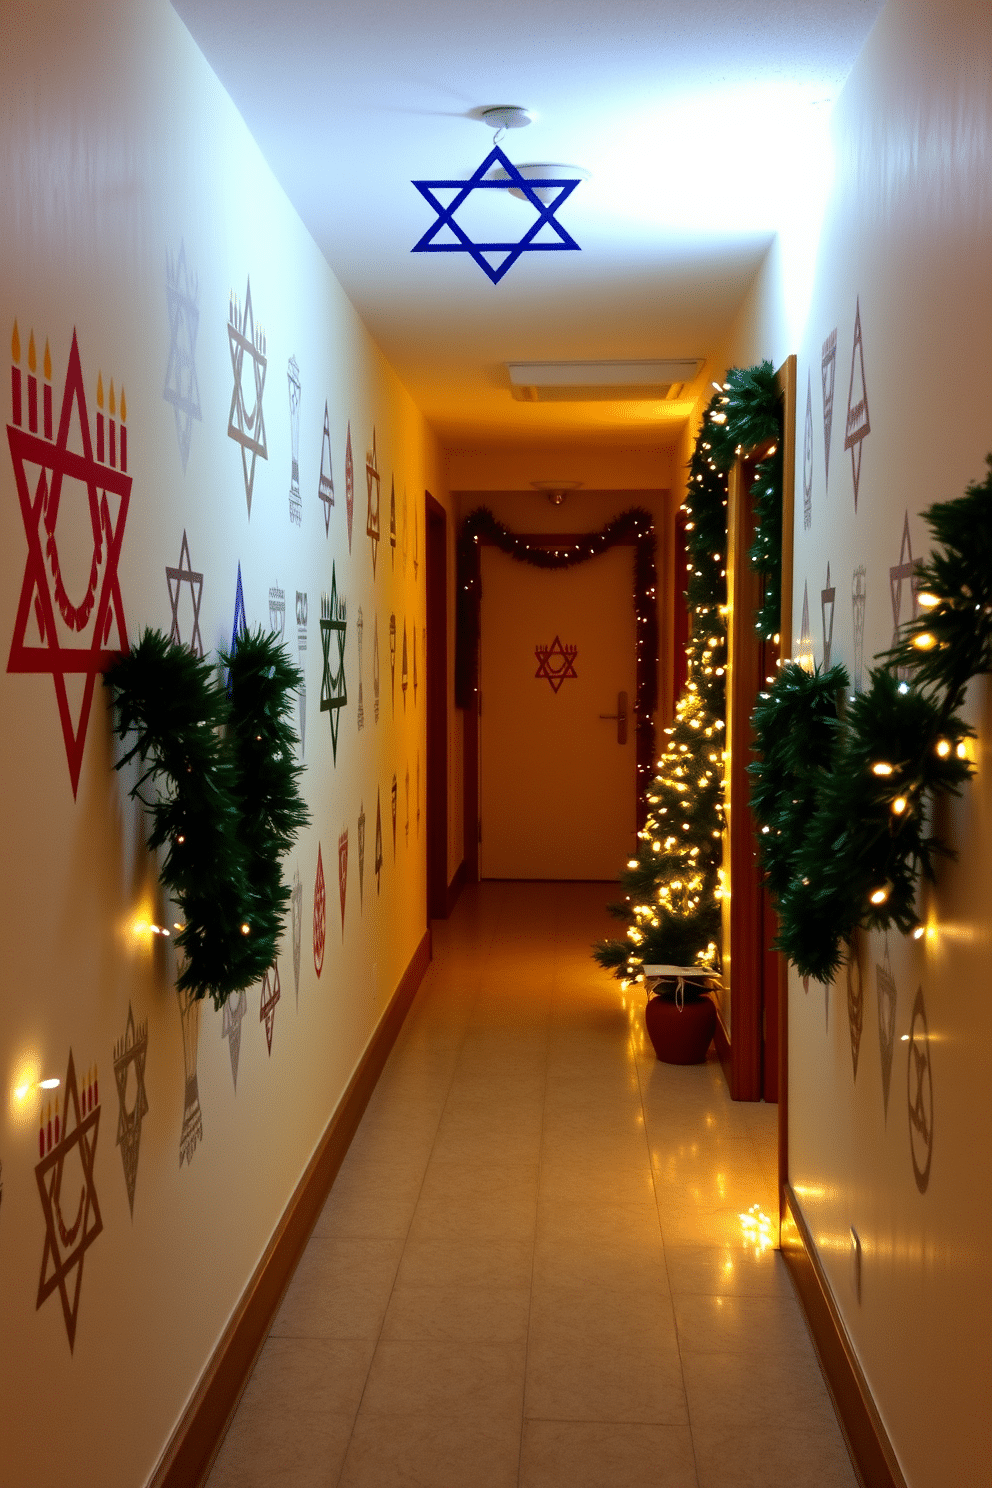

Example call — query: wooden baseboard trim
[150,928,433,1488]
[781,1183,907,1488]
[445,859,466,917]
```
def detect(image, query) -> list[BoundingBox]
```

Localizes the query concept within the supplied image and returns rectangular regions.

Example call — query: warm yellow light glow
[9,1050,42,1124]
[241,922,251,935]
[892,797,907,815]
[917,592,940,609]
[869,886,889,905]
[38,1077,60,1090]
[871,762,893,777]
[627,859,639,869]
[912,925,925,940]
[956,741,968,760]
[936,739,951,758]
[739,1204,775,1256]
[913,631,937,650]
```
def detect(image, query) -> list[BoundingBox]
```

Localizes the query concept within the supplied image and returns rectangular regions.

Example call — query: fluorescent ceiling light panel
[507,359,704,403]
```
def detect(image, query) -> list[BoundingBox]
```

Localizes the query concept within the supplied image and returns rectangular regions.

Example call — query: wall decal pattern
[358,803,366,903]
[535,635,578,692]
[7,324,131,798]
[373,612,380,723]
[229,562,247,665]
[177,987,203,1166]
[389,612,396,710]
[908,984,934,1193]
[313,844,326,975]
[260,963,281,1055]
[889,512,920,677]
[846,941,864,1079]
[166,529,204,657]
[319,565,347,762]
[295,590,307,757]
[163,241,201,473]
[821,564,836,670]
[844,299,870,510]
[375,790,383,892]
[338,827,348,934]
[287,356,302,526]
[389,476,397,567]
[356,606,365,730]
[798,582,813,670]
[413,624,418,705]
[366,430,380,574]
[802,370,813,530]
[35,1051,102,1352]
[404,764,409,844]
[268,583,285,643]
[852,565,867,692]
[821,328,837,491]
[345,422,354,552]
[401,619,408,708]
[227,278,267,518]
[318,401,334,536]
[876,943,897,1120]
[291,866,302,1005]
[416,752,421,835]
[402,485,408,573]
[391,772,397,857]
[223,989,245,1090]
[113,1003,148,1217]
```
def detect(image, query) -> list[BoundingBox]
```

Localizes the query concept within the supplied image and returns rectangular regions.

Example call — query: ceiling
[173,0,883,449]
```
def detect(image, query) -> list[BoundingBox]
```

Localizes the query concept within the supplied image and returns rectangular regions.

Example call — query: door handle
[598,690,628,745]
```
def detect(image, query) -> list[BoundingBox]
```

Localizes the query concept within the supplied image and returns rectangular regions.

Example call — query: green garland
[594,362,784,982]
[751,457,992,982]
[107,628,309,1008]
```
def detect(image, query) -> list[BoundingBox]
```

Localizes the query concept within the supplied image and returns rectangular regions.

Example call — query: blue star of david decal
[411,146,581,284]
[227,561,247,696]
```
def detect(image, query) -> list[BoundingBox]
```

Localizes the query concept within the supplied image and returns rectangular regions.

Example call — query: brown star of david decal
[908,985,934,1193]
[313,844,326,976]
[222,988,246,1090]
[535,635,578,693]
[8,327,131,797]
[113,1004,149,1217]
[260,962,281,1056]
[166,528,204,657]
[36,1050,103,1352]
[338,827,348,934]
[366,429,381,574]
[227,277,267,518]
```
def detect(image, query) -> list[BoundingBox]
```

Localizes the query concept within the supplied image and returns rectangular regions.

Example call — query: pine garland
[751,457,992,982]
[107,628,309,1008]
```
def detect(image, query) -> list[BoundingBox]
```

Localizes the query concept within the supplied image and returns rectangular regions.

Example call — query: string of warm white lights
[455,506,659,794]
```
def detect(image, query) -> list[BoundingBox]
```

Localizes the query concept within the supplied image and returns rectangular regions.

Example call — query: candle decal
[96,371,105,462]
[93,1063,98,1107]
[39,1105,45,1159]
[28,329,38,432]
[11,320,22,425]
[46,1101,52,1154]
[119,386,127,472]
[43,339,53,438]
[108,381,117,469]
[54,1092,60,1145]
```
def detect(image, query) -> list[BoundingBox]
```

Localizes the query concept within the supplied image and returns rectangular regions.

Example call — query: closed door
[479,543,637,879]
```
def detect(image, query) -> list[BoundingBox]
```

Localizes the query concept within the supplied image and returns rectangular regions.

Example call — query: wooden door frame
[715,355,796,1103]
[425,493,449,919]
[461,527,651,880]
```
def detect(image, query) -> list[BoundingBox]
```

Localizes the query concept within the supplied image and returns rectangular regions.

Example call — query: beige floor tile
[536,1199,663,1249]
[538,1160,657,1207]
[205,1337,374,1488]
[664,1244,794,1298]
[359,1339,527,1419]
[312,1161,425,1240]
[673,1292,812,1356]
[339,1413,522,1488]
[692,1418,858,1488]
[398,1235,535,1290]
[270,1236,403,1340]
[381,1282,532,1343]
[524,1328,688,1425]
[681,1346,840,1431]
[520,1420,698,1488]
[529,1279,676,1340]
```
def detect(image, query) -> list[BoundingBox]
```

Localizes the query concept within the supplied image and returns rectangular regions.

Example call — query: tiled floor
[206,882,857,1488]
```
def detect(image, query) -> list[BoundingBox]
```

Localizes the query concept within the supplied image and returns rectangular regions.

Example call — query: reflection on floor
[206,882,856,1488]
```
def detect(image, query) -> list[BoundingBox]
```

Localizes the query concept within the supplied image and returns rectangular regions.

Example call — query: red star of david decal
[313,843,327,976]
[8,330,130,797]
[338,827,348,934]
[36,1050,103,1352]
[534,635,578,693]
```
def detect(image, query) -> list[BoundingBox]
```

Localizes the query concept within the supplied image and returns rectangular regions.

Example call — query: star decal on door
[534,635,578,693]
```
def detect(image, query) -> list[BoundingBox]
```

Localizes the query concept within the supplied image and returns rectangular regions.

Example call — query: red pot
[644,993,716,1065]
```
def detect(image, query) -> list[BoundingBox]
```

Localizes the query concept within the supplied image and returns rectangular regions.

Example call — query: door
[479,543,636,879]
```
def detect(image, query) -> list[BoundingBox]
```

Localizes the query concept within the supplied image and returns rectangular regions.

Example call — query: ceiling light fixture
[531,480,583,506]
[507,359,704,403]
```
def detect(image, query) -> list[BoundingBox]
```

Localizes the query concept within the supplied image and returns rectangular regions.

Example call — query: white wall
[0,3,451,1483]
[690,3,992,1483]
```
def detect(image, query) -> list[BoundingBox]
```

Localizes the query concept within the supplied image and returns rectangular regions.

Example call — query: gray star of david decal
[166,529,204,657]
[320,564,347,762]
[412,145,581,284]
[164,241,202,473]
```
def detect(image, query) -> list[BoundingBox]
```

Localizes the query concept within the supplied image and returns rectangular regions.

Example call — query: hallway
[205,883,856,1488]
